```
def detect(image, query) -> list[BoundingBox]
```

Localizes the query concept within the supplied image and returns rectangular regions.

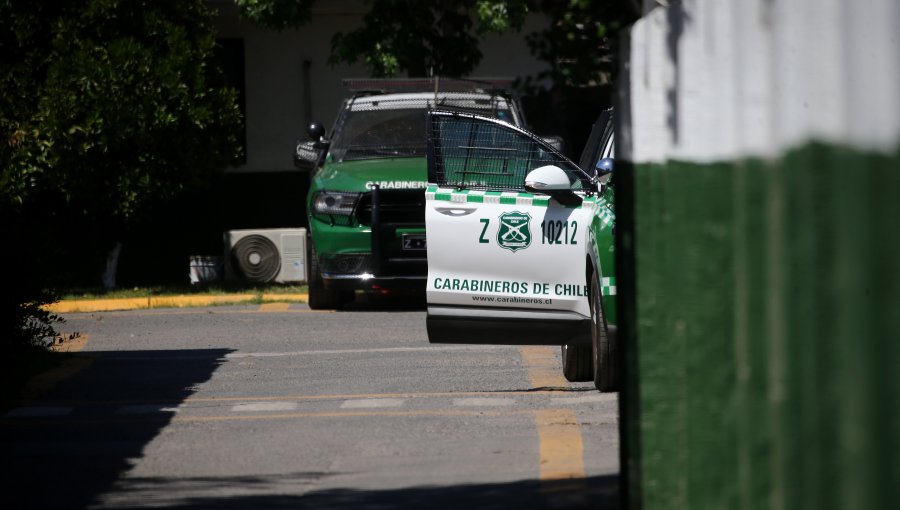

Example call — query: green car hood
[312,157,427,192]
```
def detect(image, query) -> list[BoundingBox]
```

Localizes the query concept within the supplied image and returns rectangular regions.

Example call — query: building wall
[618,1,900,508]
[210,0,550,174]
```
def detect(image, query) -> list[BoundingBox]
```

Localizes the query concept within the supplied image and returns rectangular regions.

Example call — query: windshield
[330,98,516,162]
[330,109,428,162]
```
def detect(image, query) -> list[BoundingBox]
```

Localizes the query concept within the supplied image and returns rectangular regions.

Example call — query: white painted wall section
[623,0,900,164]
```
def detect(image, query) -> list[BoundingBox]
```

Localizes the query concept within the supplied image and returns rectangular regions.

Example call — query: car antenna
[433,75,439,106]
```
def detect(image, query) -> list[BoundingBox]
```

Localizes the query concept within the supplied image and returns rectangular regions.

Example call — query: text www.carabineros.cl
[472,296,553,305]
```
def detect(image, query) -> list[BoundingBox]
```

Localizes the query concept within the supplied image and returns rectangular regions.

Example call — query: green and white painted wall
[617,1,900,508]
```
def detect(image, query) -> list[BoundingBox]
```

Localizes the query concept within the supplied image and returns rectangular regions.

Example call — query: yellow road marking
[180,390,564,403]
[171,408,526,423]
[235,309,329,315]
[518,346,568,388]
[1,408,532,427]
[20,334,94,401]
[519,346,587,494]
[21,358,95,402]
[261,293,307,302]
[258,302,291,312]
[27,389,574,407]
[535,409,585,481]
[51,333,89,353]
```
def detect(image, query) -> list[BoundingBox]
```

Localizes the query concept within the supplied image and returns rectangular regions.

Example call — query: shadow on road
[0,331,620,509]
[0,348,232,510]
[341,290,427,312]
[88,473,619,509]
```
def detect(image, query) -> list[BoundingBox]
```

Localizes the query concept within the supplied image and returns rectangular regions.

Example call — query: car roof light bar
[343,77,515,95]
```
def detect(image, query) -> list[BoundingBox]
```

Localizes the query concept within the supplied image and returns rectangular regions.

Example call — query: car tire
[561,343,593,382]
[307,242,345,310]
[591,267,617,392]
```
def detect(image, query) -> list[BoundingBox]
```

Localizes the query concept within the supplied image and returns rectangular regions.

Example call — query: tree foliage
[0,0,242,349]
[1,0,242,220]
[236,0,637,84]
[526,0,639,87]
[235,0,530,78]
[330,0,530,77]
[234,0,316,31]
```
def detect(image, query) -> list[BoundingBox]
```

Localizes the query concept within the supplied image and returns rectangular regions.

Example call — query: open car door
[424,111,599,345]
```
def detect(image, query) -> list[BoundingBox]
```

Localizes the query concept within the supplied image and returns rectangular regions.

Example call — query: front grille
[358,188,427,278]
[355,189,426,226]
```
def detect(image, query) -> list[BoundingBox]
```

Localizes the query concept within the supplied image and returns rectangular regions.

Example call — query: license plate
[402,234,427,251]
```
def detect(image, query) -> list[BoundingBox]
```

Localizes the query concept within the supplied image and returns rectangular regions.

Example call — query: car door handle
[434,206,476,217]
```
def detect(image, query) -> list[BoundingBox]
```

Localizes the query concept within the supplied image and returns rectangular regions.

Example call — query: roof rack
[342,77,516,96]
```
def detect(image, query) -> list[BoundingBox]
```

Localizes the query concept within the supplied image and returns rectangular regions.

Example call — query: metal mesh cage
[427,111,589,192]
[295,141,320,163]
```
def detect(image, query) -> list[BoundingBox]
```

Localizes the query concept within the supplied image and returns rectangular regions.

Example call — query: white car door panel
[426,189,593,317]
[424,111,597,345]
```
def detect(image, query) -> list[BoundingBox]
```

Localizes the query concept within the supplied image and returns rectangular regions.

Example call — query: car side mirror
[524,165,582,207]
[596,157,614,176]
[307,121,325,140]
[307,121,330,151]
[525,165,571,192]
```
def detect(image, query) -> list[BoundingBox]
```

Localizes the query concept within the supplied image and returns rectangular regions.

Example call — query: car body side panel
[583,108,617,327]
[589,187,617,326]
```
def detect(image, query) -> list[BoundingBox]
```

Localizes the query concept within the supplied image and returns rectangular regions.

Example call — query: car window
[431,95,517,125]
[578,108,613,173]
[602,135,615,159]
[330,109,427,162]
[427,112,589,192]
[594,115,615,165]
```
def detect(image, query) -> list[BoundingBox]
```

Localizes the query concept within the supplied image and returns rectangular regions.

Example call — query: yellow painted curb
[46,298,149,313]
[46,293,308,313]
[149,294,257,309]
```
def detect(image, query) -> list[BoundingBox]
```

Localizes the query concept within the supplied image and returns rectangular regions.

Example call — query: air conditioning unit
[224,228,307,284]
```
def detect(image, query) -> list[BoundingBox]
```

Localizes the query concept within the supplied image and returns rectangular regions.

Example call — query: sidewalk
[46,293,309,313]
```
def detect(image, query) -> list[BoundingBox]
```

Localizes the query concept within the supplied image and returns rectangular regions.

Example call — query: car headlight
[313,191,360,216]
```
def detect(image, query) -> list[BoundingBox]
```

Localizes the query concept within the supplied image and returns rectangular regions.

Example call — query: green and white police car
[294,79,526,310]
[424,109,617,391]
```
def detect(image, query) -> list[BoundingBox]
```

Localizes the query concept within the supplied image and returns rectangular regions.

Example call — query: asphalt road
[1,299,620,509]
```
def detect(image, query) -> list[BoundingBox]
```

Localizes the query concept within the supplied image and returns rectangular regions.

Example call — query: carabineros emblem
[497,211,532,252]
